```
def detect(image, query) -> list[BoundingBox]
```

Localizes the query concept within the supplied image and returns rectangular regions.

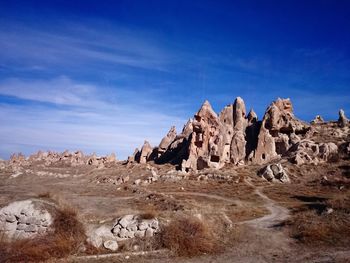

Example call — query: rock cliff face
[131,97,348,172]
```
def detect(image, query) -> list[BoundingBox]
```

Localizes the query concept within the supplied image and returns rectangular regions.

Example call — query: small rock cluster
[0,200,52,239]
[196,173,235,182]
[112,214,159,239]
[133,167,159,186]
[87,214,160,251]
[96,175,130,185]
[258,164,290,183]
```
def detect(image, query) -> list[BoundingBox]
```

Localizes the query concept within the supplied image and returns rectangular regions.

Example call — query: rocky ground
[0,153,349,262]
[1,98,350,262]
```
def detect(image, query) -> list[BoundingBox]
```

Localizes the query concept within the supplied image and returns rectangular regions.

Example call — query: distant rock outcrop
[5,150,118,171]
[130,97,345,171]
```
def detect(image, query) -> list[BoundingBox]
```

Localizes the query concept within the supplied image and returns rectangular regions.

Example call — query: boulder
[259,163,290,183]
[104,240,119,251]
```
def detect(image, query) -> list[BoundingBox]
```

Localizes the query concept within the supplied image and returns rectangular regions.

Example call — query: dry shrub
[0,206,85,262]
[139,208,158,220]
[37,192,51,198]
[161,215,220,257]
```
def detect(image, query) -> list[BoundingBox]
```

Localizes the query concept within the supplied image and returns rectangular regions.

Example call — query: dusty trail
[165,191,244,206]
[243,179,290,228]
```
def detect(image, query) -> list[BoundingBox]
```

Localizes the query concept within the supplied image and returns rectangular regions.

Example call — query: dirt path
[165,191,244,206]
[243,179,290,228]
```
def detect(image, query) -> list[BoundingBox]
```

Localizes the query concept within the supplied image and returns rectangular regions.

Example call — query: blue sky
[0,0,349,159]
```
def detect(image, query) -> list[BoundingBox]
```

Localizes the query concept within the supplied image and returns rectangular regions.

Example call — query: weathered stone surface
[338,109,349,128]
[289,140,338,165]
[87,225,114,248]
[311,115,324,124]
[252,98,309,164]
[112,215,159,240]
[259,163,290,183]
[104,240,119,251]
[134,97,313,170]
[87,214,160,249]
[230,97,247,165]
[158,126,177,154]
[139,141,153,164]
[0,200,53,239]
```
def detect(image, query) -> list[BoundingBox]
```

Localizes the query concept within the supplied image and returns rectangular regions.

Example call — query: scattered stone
[103,240,119,251]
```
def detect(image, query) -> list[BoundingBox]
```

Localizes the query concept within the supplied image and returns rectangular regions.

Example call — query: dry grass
[37,191,51,198]
[0,206,86,262]
[160,215,221,257]
[287,194,350,247]
[139,208,158,220]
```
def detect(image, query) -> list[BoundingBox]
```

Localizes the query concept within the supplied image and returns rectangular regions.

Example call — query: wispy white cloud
[0,77,187,159]
[0,22,170,71]
[0,76,98,106]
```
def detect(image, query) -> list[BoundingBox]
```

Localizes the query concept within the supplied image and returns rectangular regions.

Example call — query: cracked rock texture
[0,200,53,239]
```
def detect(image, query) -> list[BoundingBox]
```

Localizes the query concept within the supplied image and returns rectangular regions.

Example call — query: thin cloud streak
[0,77,187,159]
[0,23,169,71]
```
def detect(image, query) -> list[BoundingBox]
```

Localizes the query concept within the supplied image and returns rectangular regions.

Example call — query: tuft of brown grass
[139,208,158,220]
[288,194,350,247]
[0,206,86,262]
[160,215,220,257]
[37,191,51,198]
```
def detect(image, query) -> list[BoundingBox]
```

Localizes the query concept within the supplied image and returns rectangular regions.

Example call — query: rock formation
[158,126,177,156]
[139,141,154,164]
[131,97,344,171]
[311,115,324,124]
[338,109,349,128]
[252,98,309,164]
